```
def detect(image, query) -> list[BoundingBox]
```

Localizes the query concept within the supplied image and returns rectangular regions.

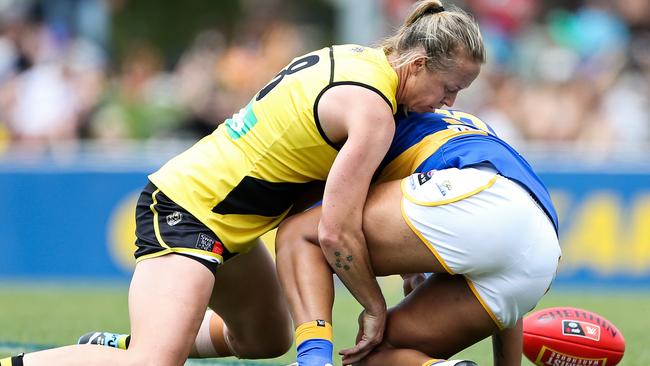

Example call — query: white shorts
[401,166,561,329]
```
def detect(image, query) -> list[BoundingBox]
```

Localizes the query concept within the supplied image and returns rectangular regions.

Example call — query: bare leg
[23,254,214,366]
[206,241,293,359]
[275,181,447,330]
[276,209,334,325]
[359,348,432,366]
[368,274,496,364]
[492,319,522,366]
[275,180,499,365]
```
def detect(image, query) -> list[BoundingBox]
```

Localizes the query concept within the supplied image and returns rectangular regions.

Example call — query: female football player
[275,110,561,366]
[0,1,486,366]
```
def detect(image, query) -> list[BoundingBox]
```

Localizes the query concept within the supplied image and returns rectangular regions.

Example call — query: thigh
[128,254,215,365]
[382,273,498,359]
[362,180,447,276]
[209,240,292,343]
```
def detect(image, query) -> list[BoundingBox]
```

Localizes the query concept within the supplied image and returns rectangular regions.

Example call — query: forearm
[492,319,523,366]
[319,230,386,316]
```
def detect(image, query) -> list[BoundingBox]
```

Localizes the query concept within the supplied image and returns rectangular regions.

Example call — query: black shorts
[134,181,237,273]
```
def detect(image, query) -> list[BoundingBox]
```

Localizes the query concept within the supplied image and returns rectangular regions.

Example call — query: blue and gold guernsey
[149,45,398,254]
[377,110,559,233]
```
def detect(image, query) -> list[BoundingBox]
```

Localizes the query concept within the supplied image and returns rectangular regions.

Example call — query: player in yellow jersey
[0,1,486,366]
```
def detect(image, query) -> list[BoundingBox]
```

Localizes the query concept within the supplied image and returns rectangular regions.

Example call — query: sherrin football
[523,306,625,366]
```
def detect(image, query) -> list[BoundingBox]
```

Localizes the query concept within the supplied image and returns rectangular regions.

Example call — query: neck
[389,54,408,105]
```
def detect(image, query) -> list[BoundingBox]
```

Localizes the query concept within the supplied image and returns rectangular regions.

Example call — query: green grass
[0,279,648,365]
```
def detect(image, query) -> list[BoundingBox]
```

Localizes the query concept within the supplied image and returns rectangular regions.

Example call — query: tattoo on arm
[333,251,353,271]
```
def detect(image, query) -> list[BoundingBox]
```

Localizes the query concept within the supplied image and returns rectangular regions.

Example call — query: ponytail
[382,0,485,71]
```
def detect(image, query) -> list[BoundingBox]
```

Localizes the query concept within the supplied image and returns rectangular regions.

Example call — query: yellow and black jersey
[149,44,398,253]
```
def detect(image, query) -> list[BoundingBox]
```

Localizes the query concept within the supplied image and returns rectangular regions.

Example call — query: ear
[409,55,428,75]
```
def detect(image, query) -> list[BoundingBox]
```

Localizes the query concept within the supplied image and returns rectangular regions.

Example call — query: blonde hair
[382,0,485,71]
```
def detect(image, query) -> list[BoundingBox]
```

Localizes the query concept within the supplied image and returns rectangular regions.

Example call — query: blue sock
[297,338,333,366]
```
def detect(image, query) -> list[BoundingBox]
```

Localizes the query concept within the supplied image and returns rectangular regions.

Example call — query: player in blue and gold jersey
[0,1,487,366]
[275,109,561,366]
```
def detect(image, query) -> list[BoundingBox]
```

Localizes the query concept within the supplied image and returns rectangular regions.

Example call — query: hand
[340,308,386,365]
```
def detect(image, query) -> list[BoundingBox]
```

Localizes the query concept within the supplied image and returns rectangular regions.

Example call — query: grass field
[0,278,648,365]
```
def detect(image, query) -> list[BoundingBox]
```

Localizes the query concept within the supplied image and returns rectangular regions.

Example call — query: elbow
[318,223,362,253]
[317,225,344,252]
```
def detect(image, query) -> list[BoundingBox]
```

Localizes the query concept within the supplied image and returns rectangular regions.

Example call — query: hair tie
[424,6,445,15]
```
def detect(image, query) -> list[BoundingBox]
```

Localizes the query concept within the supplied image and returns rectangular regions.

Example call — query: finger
[341,348,372,365]
[339,340,374,361]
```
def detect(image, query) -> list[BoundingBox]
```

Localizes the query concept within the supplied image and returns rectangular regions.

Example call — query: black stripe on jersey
[212,176,320,217]
[328,46,335,84]
[313,81,395,150]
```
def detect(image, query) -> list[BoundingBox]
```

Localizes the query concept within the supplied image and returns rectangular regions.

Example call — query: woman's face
[399,56,481,113]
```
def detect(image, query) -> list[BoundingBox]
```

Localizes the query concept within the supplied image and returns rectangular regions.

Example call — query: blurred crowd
[0,0,649,156]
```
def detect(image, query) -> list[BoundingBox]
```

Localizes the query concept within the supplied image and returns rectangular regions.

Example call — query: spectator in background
[0,0,108,153]
[84,39,183,140]
[0,0,648,157]
[170,29,230,139]
[2,3,81,149]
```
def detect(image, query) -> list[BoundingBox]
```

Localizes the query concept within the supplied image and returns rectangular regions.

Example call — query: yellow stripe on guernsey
[148,45,398,254]
[376,129,488,183]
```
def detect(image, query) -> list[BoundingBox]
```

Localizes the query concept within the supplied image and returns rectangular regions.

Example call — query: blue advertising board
[0,169,147,281]
[1,159,649,286]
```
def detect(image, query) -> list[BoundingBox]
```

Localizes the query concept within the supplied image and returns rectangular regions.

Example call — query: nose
[442,92,458,107]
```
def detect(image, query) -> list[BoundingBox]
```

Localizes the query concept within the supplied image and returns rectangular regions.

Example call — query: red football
[523,306,625,366]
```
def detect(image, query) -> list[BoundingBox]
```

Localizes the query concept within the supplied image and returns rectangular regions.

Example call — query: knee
[276,220,305,256]
[257,333,293,358]
[234,327,293,359]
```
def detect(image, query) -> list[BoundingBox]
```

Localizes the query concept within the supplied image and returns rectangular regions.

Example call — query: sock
[77,331,130,349]
[0,354,24,366]
[192,309,236,358]
[118,334,131,349]
[295,320,333,366]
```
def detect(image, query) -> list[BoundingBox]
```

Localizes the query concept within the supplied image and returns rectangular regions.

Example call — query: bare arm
[316,85,395,364]
[492,319,523,366]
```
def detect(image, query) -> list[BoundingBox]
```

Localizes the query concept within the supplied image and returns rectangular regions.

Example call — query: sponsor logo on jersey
[417,171,434,185]
[351,46,365,53]
[196,233,216,251]
[226,100,258,139]
[562,320,601,341]
[166,211,183,226]
[536,346,606,366]
[435,179,453,196]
